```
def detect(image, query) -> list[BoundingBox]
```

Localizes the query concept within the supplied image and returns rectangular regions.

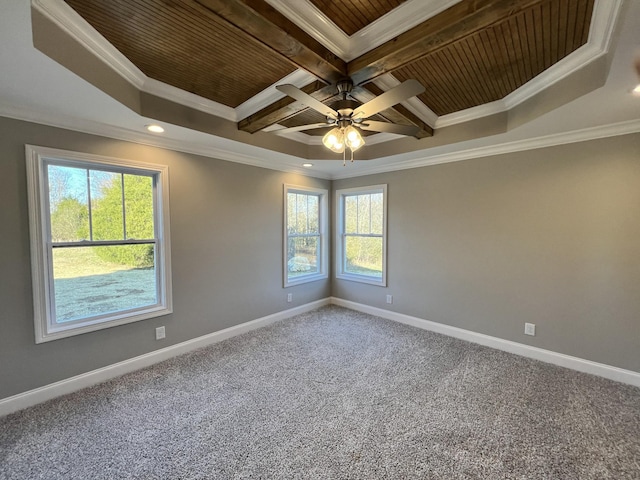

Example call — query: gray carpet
[1,306,639,479]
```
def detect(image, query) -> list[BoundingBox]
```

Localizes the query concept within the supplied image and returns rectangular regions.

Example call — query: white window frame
[26,145,173,343]
[283,184,328,287]
[335,184,388,286]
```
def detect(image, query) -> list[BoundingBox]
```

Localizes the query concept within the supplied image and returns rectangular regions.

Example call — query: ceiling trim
[435,0,622,128]
[32,0,145,88]
[330,119,640,180]
[235,70,316,121]
[28,0,628,164]
[281,0,620,140]
[265,0,462,61]
[4,97,637,182]
[266,124,401,146]
[143,78,237,122]
[372,74,439,127]
[195,0,346,83]
[33,0,237,120]
[505,0,620,109]
[0,102,331,179]
[34,0,621,140]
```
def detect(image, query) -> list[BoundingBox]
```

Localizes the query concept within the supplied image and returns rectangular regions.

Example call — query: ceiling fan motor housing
[331,99,360,122]
[336,78,354,96]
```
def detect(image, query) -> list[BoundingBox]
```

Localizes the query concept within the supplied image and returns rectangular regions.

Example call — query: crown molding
[435,0,622,129]
[0,103,331,179]
[33,0,622,141]
[3,102,638,181]
[331,119,640,179]
[267,124,401,146]
[235,70,316,121]
[32,0,146,88]
[29,0,626,160]
[264,0,349,61]
[350,0,462,61]
[372,74,439,127]
[265,125,317,144]
[32,0,274,125]
[143,78,237,122]
[265,0,461,61]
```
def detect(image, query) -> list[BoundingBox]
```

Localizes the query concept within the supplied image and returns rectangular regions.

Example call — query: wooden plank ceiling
[64,0,297,107]
[308,0,407,36]
[64,0,594,138]
[393,0,594,115]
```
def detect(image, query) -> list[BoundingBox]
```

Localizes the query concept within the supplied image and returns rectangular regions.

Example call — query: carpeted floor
[1,306,639,479]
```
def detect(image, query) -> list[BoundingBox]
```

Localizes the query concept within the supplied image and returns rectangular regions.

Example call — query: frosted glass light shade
[344,125,364,151]
[322,128,345,153]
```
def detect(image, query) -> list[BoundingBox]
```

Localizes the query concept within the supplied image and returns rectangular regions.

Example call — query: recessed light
[146,124,164,133]
[632,84,640,96]
[302,163,313,167]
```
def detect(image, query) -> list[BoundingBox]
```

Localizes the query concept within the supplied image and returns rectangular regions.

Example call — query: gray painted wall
[1,115,638,401]
[0,117,330,399]
[333,133,640,372]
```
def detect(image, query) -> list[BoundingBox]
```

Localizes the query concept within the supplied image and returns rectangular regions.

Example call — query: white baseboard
[0,298,330,417]
[3,296,637,417]
[330,297,640,388]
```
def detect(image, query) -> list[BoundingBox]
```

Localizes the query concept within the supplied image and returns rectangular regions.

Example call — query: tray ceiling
[4,0,633,179]
[61,0,594,139]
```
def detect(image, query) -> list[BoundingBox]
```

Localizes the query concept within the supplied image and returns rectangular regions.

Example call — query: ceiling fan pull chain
[343,148,346,166]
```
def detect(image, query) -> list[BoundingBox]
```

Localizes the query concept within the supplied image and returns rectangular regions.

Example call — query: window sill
[36,305,173,343]
[336,273,386,287]
[284,272,328,288]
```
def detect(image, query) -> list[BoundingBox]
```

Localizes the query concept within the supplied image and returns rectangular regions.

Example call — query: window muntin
[336,185,387,286]
[26,146,172,343]
[284,185,328,286]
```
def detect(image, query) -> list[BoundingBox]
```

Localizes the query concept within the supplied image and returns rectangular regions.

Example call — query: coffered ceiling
[61,0,593,137]
[0,0,638,178]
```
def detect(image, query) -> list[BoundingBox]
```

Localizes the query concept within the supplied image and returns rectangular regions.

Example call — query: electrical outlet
[386,294,393,304]
[155,326,166,340]
[524,323,536,336]
[287,293,293,303]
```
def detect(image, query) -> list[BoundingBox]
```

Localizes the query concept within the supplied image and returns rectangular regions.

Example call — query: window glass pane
[345,236,383,278]
[357,194,371,234]
[124,174,154,239]
[296,193,309,234]
[287,192,297,234]
[287,236,319,278]
[307,195,319,233]
[52,245,157,323]
[370,193,384,234]
[344,195,358,233]
[48,165,89,242]
[91,170,124,241]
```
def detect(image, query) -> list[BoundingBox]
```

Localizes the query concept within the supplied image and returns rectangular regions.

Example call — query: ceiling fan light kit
[322,123,365,165]
[276,78,425,164]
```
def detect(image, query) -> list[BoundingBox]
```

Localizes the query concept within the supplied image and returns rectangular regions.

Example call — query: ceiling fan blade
[352,79,425,119]
[271,122,332,134]
[276,84,339,119]
[359,121,420,137]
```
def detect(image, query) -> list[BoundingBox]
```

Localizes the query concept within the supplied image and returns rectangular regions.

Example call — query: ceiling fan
[274,78,425,162]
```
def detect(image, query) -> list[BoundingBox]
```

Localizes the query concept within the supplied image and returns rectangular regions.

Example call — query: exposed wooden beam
[351,85,433,138]
[238,82,337,133]
[348,0,547,86]
[194,0,346,84]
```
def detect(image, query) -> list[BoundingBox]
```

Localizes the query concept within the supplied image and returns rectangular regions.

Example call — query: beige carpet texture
[1,306,639,479]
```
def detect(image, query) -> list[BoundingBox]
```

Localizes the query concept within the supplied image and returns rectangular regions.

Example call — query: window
[284,185,328,286]
[336,185,387,286]
[26,145,172,343]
